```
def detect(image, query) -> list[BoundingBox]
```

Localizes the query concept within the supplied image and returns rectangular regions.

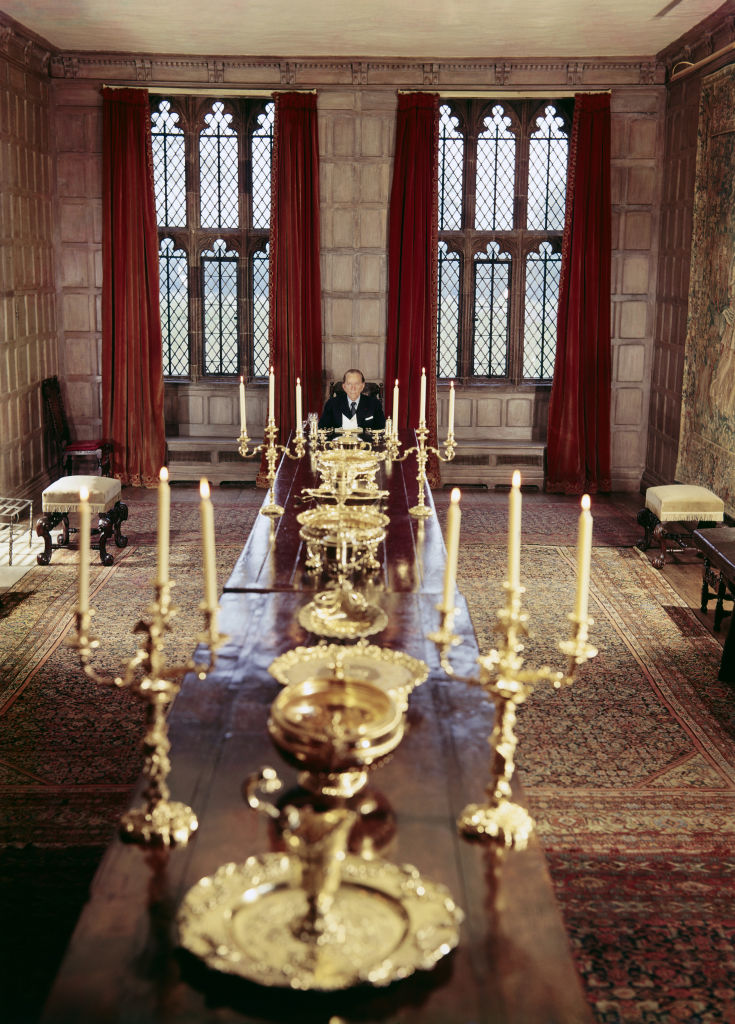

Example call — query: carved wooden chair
[41,376,112,479]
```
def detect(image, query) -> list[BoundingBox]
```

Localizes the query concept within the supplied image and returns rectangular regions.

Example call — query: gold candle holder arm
[237,429,265,460]
[237,416,305,519]
[408,425,458,519]
[70,581,228,848]
[428,588,596,849]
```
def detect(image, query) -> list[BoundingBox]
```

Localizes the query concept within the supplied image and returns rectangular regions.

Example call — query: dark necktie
[350,401,357,417]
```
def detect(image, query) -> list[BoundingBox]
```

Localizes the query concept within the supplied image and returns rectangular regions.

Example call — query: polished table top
[41,438,592,1024]
[224,434,447,595]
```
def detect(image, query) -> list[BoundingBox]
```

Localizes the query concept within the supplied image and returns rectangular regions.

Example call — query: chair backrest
[41,377,71,446]
[329,380,383,402]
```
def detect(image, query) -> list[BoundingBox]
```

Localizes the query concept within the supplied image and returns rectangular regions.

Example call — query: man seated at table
[318,369,386,432]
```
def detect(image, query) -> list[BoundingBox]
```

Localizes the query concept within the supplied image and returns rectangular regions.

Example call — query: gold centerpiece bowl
[297,506,389,574]
[269,641,430,712]
[267,677,405,798]
[315,447,381,493]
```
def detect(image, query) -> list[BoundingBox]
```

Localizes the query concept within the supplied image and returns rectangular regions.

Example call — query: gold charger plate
[177,853,463,991]
[297,599,389,639]
[268,640,430,706]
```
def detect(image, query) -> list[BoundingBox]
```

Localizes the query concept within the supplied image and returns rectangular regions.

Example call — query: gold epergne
[238,418,306,518]
[69,582,226,847]
[296,500,389,637]
[246,768,358,943]
[428,580,596,850]
[177,763,463,990]
[267,676,405,799]
[385,423,456,518]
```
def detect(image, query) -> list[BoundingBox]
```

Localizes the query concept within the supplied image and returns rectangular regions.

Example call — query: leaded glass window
[252,245,270,377]
[202,240,239,375]
[438,106,463,232]
[150,96,273,380]
[159,238,189,377]
[200,102,239,229]
[473,244,511,376]
[476,106,515,231]
[528,106,568,231]
[151,101,186,228]
[437,242,460,378]
[252,106,274,230]
[437,98,572,383]
[524,242,561,379]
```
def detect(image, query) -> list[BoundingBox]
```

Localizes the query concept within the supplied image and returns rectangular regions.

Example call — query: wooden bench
[36,475,128,566]
[637,484,724,568]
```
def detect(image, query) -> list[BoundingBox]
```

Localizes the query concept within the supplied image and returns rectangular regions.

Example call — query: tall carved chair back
[41,376,112,479]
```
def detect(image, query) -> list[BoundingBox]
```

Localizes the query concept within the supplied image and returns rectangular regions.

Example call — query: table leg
[715,577,728,632]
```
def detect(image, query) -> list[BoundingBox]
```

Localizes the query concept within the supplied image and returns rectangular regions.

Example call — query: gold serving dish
[297,506,389,574]
[267,677,404,798]
[315,447,381,491]
[177,852,463,991]
[269,640,429,711]
[297,583,389,639]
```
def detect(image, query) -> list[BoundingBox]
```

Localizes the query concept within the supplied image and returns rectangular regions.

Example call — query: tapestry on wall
[678,63,735,512]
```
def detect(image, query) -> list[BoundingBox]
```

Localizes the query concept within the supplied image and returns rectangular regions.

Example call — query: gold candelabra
[428,579,596,850]
[385,424,457,518]
[69,580,226,847]
[238,419,306,518]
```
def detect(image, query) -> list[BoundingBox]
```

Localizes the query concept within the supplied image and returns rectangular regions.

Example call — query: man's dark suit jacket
[318,391,386,430]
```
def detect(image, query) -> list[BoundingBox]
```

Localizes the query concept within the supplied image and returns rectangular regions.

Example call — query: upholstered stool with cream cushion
[36,475,128,566]
[637,483,724,568]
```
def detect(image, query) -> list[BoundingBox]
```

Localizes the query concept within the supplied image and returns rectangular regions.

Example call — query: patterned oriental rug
[2,486,734,1023]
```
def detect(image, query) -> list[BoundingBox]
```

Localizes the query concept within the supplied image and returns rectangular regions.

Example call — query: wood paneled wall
[0,27,56,496]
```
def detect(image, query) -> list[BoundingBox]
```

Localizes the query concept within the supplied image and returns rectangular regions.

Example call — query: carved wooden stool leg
[96,513,115,566]
[35,511,68,565]
[651,522,667,569]
[35,513,55,565]
[636,507,659,552]
[111,501,129,548]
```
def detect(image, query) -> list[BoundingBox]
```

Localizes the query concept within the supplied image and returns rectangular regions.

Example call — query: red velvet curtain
[269,92,322,441]
[546,93,612,494]
[101,87,165,486]
[385,93,440,484]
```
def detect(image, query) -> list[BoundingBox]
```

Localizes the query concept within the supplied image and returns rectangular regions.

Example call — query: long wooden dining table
[41,435,592,1024]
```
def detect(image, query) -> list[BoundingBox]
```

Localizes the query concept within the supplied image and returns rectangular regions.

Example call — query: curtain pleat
[101,87,165,486]
[546,93,612,494]
[385,93,440,485]
[269,92,323,444]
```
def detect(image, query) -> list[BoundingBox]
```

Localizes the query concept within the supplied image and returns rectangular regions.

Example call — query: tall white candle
[157,467,170,586]
[419,367,426,426]
[78,486,90,613]
[574,494,593,620]
[447,380,455,437]
[295,377,303,433]
[442,488,462,612]
[508,470,521,590]
[200,479,218,611]
[392,379,399,438]
[268,365,275,424]
[239,375,247,436]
